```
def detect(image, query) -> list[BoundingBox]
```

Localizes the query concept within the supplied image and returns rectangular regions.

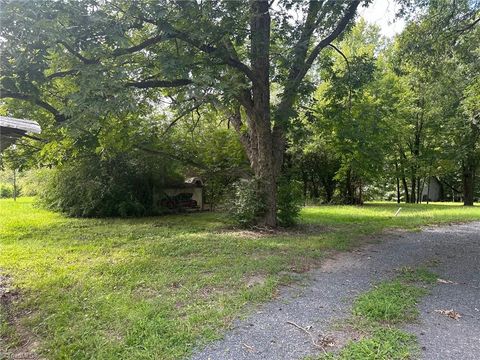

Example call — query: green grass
[398,266,438,284]
[353,267,438,324]
[0,199,478,359]
[318,326,417,360]
[353,281,427,323]
[315,267,438,360]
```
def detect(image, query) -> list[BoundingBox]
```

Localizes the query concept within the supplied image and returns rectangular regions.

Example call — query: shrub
[228,177,303,228]
[18,168,53,196]
[39,152,181,217]
[227,179,266,227]
[0,183,13,198]
[277,178,303,227]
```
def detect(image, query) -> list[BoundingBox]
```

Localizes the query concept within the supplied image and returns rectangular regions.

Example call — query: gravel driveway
[190,222,480,360]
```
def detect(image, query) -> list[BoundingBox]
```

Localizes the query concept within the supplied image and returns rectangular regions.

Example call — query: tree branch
[46,69,78,80]
[166,25,257,83]
[125,78,193,89]
[136,145,206,169]
[58,41,98,65]
[112,33,174,56]
[455,17,480,33]
[0,89,67,123]
[275,0,361,123]
[303,0,361,79]
[160,102,204,136]
[328,43,352,110]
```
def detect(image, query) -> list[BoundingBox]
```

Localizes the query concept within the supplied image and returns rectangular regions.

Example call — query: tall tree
[396,0,480,205]
[0,0,368,226]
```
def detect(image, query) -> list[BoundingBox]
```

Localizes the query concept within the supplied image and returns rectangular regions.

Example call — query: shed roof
[0,116,41,152]
[0,116,41,133]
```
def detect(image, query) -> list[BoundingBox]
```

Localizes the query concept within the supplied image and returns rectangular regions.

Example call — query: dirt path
[190,222,480,360]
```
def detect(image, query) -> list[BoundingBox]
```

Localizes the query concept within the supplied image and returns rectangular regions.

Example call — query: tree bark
[410,176,417,204]
[402,176,409,203]
[463,161,476,206]
[249,0,277,226]
[394,161,401,203]
[417,178,422,203]
[396,176,401,204]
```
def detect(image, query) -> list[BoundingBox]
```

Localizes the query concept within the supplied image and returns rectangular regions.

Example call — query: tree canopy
[1,0,479,223]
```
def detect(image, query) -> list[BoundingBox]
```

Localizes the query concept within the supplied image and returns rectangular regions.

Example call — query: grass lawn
[0,198,479,359]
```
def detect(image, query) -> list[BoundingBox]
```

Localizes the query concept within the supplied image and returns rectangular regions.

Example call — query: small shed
[0,116,41,152]
[421,177,442,202]
[161,177,204,210]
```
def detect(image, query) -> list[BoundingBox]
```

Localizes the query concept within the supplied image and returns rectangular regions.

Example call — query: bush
[0,183,13,198]
[228,177,303,228]
[277,178,303,227]
[39,152,181,217]
[227,179,266,227]
[18,168,52,196]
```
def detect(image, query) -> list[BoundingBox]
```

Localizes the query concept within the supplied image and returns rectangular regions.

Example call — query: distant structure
[161,177,204,210]
[0,116,41,152]
[421,177,442,202]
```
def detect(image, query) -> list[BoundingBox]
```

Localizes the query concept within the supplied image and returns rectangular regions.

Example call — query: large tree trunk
[250,0,278,226]
[232,0,278,227]
[232,0,361,227]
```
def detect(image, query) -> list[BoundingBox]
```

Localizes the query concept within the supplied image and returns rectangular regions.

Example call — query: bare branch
[328,43,352,110]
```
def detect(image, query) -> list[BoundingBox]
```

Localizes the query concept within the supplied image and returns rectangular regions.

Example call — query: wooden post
[13,168,17,201]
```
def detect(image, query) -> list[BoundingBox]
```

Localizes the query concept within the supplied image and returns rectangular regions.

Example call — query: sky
[359,0,406,38]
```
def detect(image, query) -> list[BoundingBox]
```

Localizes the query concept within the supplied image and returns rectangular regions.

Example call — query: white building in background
[421,177,442,202]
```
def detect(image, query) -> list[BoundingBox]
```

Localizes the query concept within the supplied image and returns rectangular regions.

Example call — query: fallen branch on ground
[286,320,332,353]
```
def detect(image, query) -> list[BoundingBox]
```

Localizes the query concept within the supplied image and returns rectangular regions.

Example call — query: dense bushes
[228,177,303,228]
[228,179,266,227]
[39,152,181,217]
[277,178,303,227]
[0,183,14,198]
[18,168,52,196]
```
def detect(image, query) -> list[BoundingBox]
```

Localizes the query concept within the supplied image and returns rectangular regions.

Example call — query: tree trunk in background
[410,176,416,204]
[462,123,479,206]
[394,161,401,203]
[13,169,17,202]
[417,179,422,203]
[463,162,475,206]
[396,176,401,203]
[325,182,334,203]
[426,176,431,204]
[301,170,308,203]
[401,175,409,202]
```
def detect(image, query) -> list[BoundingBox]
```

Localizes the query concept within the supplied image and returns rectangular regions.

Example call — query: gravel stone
[190,222,480,360]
